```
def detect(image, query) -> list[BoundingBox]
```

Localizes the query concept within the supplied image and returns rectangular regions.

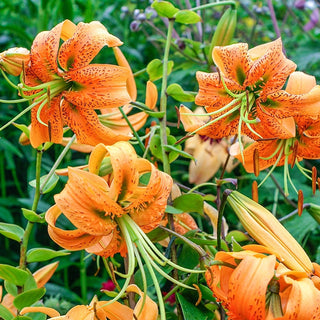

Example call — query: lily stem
[19,148,43,270]
[80,250,88,303]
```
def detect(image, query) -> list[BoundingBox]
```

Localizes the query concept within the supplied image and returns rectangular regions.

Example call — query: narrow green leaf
[21,208,45,223]
[13,317,32,320]
[0,305,14,320]
[151,0,179,18]
[12,123,30,139]
[13,288,46,310]
[173,194,204,214]
[27,248,69,263]
[146,59,174,81]
[166,83,195,102]
[174,10,202,24]
[0,264,29,286]
[164,144,194,160]
[0,223,24,242]
[29,173,59,194]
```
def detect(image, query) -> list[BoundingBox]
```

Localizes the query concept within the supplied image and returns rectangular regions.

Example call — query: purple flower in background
[304,7,320,31]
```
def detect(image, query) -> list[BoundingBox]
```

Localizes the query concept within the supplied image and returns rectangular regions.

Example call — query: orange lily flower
[21,20,132,148]
[180,39,319,142]
[46,141,172,257]
[205,247,320,320]
[20,284,158,320]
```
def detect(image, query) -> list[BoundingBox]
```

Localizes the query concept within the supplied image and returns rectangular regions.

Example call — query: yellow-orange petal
[88,143,108,175]
[20,306,60,318]
[64,64,131,110]
[54,167,122,235]
[145,80,158,110]
[46,205,101,250]
[30,95,64,148]
[33,261,59,288]
[286,71,317,95]
[58,21,123,71]
[179,105,206,132]
[127,284,158,320]
[212,43,251,86]
[61,100,132,147]
[113,47,137,101]
[95,301,134,320]
[60,19,77,41]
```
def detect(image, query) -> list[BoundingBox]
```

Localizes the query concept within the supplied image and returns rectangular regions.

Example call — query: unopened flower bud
[130,20,141,32]
[136,12,146,22]
[0,47,30,76]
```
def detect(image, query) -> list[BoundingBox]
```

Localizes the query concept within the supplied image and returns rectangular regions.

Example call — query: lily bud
[33,261,59,288]
[0,47,30,76]
[208,8,237,65]
[227,190,314,274]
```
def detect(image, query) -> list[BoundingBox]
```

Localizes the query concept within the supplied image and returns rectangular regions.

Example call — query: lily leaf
[0,223,24,242]
[27,248,69,263]
[173,194,203,214]
[0,305,14,320]
[21,208,45,223]
[151,0,179,18]
[29,173,59,194]
[0,264,29,286]
[167,83,195,102]
[174,10,202,24]
[13,287,46,310]
[146,59,174,81]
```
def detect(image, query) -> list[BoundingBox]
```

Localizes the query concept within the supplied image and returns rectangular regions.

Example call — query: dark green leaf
[173,194,204,214]
[27,248,69,263]
[0,264,29,286]
[13,288,46,310]
[0,223,24,242]
[165,205,184,214]
[176,293,208,320]
[151,0,179,18]
[174,10,202,24]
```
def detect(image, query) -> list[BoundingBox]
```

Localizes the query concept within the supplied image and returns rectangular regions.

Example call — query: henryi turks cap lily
[20,284,158,320]
[45,141,201,320]
[180,39,320,146]
[3,20,132,148]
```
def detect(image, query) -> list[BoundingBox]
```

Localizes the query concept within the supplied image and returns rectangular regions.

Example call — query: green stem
[118,106,145,153]
[159,18,174,175]
[40,135,76,193]
[190,1,236,11]
[80,250,87,303]
[19,149,43,270]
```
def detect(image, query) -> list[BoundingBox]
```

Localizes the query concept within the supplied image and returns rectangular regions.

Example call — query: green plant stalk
[190,1,236,11]
[0,152,6,198]
[159,18,174,175]
[19,149,43,270]
[80,250,87,303]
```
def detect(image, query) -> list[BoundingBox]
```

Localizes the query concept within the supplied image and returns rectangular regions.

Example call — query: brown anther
[253,148,260,177]
[206,265,214,287]
[93,301,102,320]
[144,127,150,148]
[298,190,304,217]
[291,140,299,169]
[48,120,52,142]
[252,180,259,203]
[318,177,320,192]
[193,283,202,306]
[176,105,181,128]
[312,166,318,195]
[150,120,157,127]
[217,68,221,84]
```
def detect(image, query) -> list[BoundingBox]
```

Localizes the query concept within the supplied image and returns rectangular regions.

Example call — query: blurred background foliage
[0,0,320,313]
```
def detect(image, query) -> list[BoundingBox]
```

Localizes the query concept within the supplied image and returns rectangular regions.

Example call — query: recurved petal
[95,301,133,320]
[30,95,64,148]
[145,80,158,109]
[46,205,100,250]
[127,284,158,320]
[263,84,320,119]
[58,21,123,71]
[127,160,173,232]
[30,21,70,82]
[285,71,317,95]
[86,230,127,258]
[245,38,296,98]
[54,167,122,235]
[20,306,60,318]
[64,64,131,110]
[227,254,276,319]
[297,134,320,159]
[113,47,137,101]
[279,275,320,320]
[179,105,206,133]
[105,141,140,202]
[195,71,241,108]
[61,100,132,147]
[212,43,252,86]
